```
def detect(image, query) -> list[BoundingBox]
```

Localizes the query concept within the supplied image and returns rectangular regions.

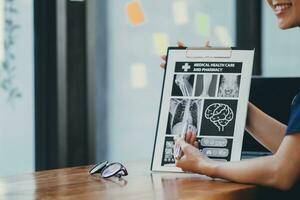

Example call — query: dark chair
[241,76,300,159]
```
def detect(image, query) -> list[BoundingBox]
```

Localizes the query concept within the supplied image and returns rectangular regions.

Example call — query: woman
[160,0,300,190]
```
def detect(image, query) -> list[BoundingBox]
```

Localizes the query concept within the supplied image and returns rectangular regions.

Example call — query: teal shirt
[286,91,300,135]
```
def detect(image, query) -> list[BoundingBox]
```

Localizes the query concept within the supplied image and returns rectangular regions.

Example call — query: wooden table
[0,161,257,200]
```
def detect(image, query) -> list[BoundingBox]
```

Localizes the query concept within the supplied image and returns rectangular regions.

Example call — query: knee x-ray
[171,74,194,96]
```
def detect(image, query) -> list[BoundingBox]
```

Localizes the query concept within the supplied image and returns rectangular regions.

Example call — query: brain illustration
[204,103,234,132]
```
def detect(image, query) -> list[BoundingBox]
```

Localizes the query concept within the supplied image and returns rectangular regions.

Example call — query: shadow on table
[257,182,300,200]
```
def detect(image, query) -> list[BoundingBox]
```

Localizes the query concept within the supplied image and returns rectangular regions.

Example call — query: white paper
[172,0,189,25]
[151,48,254,172]
[130,63,148,89]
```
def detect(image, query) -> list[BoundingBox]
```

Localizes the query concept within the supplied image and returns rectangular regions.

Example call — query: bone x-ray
[195,74,218,97]
[218,74,241,97]
[151,47,254,172]
[166,98,202,135]
[171,74,195,96]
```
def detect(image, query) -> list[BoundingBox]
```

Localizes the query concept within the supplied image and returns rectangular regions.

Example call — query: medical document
[151,47,254,172]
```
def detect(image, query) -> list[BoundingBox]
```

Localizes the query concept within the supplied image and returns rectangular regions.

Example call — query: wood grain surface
[0,161,257,200]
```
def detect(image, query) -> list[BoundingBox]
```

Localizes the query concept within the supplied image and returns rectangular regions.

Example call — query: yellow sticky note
[153,33,169,56]
[196,12,210,36]
[130,63,148,89]
[172,0,189,25]
[214,26,233,47]
[126,1,146,26]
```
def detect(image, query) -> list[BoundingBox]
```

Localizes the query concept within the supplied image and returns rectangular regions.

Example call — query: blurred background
[0,0,299,176]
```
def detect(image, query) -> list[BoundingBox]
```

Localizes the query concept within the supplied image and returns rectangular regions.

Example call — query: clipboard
[151,47,254,172]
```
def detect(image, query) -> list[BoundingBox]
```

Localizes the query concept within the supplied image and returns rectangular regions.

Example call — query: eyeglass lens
[89,161,108,175]
[101,163,122,178]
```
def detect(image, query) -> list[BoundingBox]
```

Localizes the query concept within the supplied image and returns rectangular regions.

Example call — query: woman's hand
[160,41,210,69]
[174,132,217,176]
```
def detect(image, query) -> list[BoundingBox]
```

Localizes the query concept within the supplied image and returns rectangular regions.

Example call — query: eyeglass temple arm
[120,167,128,176]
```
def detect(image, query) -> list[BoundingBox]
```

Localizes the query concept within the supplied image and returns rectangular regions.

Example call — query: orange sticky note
[126,1,146,26]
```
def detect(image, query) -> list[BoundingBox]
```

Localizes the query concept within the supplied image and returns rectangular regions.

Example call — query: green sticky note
[196,13,210,36]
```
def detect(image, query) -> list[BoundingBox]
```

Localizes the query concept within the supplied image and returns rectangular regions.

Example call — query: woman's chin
[278,23,290,29]
[278,19,296,29]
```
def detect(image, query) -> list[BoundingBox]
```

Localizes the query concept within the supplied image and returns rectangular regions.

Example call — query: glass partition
[0,0,34,176]
[107,0,236,161]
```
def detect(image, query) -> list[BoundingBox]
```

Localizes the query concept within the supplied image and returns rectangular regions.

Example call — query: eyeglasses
[89,161,128,178]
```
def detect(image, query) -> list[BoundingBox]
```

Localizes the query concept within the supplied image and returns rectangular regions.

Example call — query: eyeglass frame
[89,161,128,178]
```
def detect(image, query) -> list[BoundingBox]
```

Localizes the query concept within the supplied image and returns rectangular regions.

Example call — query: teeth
[274,3,292,11]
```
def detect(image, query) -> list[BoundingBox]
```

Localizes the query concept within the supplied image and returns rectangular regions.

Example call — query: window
[262,1,300,77]
[107,0,236,161]
[0,0,34,176]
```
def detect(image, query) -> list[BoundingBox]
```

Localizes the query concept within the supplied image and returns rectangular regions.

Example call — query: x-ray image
[217,74,241,98]
[161,137,175,166]
[195,74,218,97]
[171,74,195,96]
[166,98,202,136]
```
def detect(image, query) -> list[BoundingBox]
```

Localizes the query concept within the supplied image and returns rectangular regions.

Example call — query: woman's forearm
[246,102,286,153]
[175,132,300,190]
[204,135,300,190]
[208,156,277,188]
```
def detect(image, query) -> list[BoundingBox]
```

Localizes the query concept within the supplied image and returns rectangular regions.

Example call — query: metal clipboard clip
[185,47,232,59]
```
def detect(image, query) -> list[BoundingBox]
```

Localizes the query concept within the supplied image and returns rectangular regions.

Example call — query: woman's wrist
[197,157,219,177]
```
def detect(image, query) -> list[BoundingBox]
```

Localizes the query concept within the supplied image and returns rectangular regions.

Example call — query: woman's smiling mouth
[273,2,293,15]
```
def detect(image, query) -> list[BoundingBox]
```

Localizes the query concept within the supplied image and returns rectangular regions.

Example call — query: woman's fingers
[160,63,166,69]
[204,40,210,47]
[175,136,192,155]
[161,55,167,61]
[178,40,210,48]
[185,132,191,143]
[160,55,167,69]
[160,40,211,69]
[186,132,197,145]
[160,41,186,69]
[177,41,186,47]
[175,155,187,168]
[194,141,199,149]
[175,134,199,157]
[175,132,197,146]
[189,132,197,144]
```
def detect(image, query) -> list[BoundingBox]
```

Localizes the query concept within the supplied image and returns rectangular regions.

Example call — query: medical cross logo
[182,63,191,72]
[175,62,195,72]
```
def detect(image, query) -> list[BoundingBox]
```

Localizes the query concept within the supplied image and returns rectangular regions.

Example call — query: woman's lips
[274,3,292,15]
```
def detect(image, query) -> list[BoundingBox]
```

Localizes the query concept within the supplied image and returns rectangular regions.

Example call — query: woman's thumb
[204,40,210,47]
